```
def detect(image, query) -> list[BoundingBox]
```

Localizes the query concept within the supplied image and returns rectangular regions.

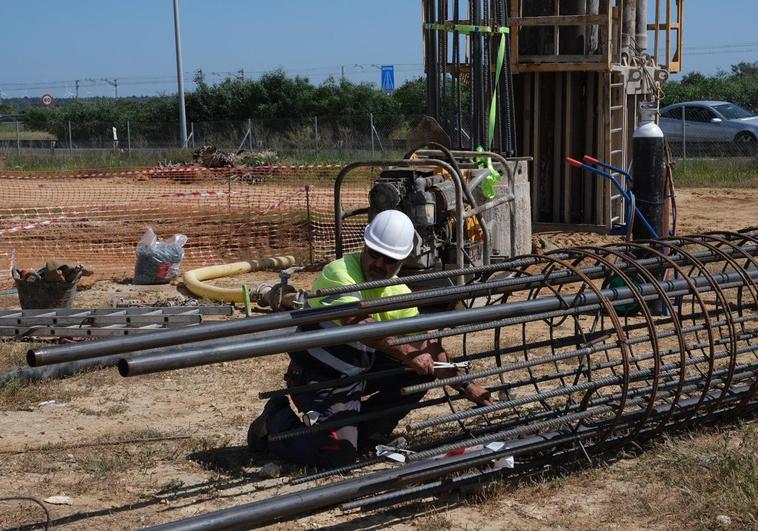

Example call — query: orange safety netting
[0,165,375,289]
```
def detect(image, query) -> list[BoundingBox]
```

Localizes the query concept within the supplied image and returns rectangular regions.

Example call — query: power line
[2,42,754,97]
[0,63,425,94]
[684,42,758,51]
[686,47,758,57]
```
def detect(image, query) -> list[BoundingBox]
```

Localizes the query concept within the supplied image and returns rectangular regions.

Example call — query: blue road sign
[381,65,395,92]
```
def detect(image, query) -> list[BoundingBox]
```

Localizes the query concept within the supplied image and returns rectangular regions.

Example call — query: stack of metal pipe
[27,230,758,530]
[423,0,517,154]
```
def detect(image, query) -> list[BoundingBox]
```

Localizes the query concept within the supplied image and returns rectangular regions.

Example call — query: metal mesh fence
[0,165,379,289]
[667,139,758,158]
[4,114,754,159]
[0,114,419,158]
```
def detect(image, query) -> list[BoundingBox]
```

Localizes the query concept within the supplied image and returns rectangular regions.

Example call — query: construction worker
[248,210,492,468]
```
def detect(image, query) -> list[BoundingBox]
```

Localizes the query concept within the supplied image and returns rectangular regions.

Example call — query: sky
[1,0,757,101]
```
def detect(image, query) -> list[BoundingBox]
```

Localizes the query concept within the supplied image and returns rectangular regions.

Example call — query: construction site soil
[0,187,756,530]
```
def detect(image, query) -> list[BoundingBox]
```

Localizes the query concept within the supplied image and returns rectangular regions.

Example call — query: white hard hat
[364,210,415,260]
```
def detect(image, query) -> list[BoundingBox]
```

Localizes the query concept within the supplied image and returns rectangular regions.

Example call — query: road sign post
[381,65,395,92]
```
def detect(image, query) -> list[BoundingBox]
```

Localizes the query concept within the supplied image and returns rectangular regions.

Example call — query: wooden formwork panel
[509,0,619,74]
[515,71,612,227]
[515,66,665,230]
[509,1,684,74]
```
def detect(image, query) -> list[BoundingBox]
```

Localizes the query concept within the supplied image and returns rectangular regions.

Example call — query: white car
[659,100,758,143]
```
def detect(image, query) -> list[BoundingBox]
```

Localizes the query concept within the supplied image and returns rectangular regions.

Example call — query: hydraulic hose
[182,256,295,303]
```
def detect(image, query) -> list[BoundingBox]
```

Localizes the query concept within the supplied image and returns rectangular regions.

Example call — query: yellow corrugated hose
[182,256,296,303]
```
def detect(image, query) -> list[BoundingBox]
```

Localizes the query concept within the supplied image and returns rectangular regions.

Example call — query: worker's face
[361,247,403,281]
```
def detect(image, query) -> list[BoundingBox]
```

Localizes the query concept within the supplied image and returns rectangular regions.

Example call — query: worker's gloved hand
[408,352,435,376]
[422,341,445,359]
[457,382,493,407]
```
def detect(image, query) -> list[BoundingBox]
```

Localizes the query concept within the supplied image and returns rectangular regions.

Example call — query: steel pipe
[18,231,757,530]
[118,269,757,377]
[29,234,757,368]
[127,231,758,529]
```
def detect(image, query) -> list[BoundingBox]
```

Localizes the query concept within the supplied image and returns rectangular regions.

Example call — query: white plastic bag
[133,226,188,284]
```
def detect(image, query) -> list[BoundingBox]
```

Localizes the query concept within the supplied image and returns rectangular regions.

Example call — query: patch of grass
[0,340,86,408]
[0,374,23,399]
[0,375,78,410]
[460,478,512,507]
[75,403,129,416]
[0,339,46,371]
[115,427,165,440]
[182,434,233,453]
[674,158,758,188]
[0,123,56,141]
[228,412,252,428]
[1,149,400,172]
[106,403,128,415]
[277,149,406,164]
[73,429,178,482]
[78,449,137,479]
[156,478,186,495]
[0,376,55,409]
[413,510,454,531]
[0,131,57,141]
[17,452,63,475]
[74,406,100,416]
[635,423,757,529]
[0,500,49,530]
[2,150,193,171]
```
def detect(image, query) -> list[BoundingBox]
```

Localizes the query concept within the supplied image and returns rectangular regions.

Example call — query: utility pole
[173,0,188,147]
[103,78,118,98]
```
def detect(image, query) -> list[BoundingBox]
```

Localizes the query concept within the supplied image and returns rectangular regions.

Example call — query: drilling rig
[421,0,684,230]
[336,1,684,280]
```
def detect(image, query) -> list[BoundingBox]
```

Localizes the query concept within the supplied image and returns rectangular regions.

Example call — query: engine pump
[334,150,532,280]
[367,168,480,272]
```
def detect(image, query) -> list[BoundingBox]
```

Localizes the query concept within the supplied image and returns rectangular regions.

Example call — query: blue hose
[567,158,659,239]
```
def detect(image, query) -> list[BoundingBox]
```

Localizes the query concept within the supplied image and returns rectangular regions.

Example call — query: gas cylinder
[632,101,666,240]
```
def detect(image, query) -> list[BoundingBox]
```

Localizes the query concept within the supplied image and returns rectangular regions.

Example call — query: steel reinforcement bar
[27,230,758,367]
[145,384,756,531]
[117,266,757,376]
[22,230,758,530]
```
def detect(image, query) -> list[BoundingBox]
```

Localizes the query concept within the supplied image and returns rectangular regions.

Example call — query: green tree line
[662,62,758,112]
[19,71,426,143]
[11,61,757,144]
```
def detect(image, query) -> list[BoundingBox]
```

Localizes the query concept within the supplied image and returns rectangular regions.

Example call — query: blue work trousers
[267,355,431,468]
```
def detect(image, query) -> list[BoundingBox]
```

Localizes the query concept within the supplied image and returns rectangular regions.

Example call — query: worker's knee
[316,438,358,469]
[269,425,359,469]
[314,425,358,468]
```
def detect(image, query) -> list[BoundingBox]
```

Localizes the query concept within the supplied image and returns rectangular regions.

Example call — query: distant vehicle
[659,101,758,143]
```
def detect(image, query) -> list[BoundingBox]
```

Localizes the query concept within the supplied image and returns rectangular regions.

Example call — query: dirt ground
[0,186,756,530]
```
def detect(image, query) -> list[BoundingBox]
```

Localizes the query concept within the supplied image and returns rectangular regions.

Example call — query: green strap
[488,30,508,150]
[476,30,509,199]
[425,23,509,36]
[424,22,510,199]
[475,147,501,199]
[242,284,252,317]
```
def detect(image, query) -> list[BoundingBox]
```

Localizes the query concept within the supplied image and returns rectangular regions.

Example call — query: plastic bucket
[14,278,78,309]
